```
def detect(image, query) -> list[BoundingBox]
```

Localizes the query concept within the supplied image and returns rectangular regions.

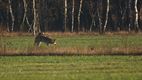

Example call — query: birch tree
[118,1,127,30]
[128,0,132,32]
[103,0,109,32]
[64,0,67,32]
[71,0,74,32]
[33,0,40,35]
[97,0,103,33]
[134,0,139,32]
[89,0,96,32]
[77,0,83,32]
[8,0,14,32]
[20,0,31,31]
[33,0,36,35]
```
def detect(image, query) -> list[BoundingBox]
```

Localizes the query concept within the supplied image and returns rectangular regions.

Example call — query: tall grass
[0,33,142,55]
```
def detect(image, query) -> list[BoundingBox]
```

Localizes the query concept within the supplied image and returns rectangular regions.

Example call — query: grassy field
[0,32,142,55]
[0,56,142,80]
[0,33,142,80]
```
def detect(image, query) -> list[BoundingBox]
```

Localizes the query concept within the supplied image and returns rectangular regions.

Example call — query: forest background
[0,0,142,34]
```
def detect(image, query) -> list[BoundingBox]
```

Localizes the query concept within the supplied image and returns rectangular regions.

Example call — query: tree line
[0,0,142,34]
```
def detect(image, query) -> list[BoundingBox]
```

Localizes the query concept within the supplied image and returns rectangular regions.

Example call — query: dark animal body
[34,33,56,47]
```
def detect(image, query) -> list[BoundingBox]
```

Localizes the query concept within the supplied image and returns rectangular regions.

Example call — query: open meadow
[0,32,142,55]
[0,56,142,80]
[0,32,142,80]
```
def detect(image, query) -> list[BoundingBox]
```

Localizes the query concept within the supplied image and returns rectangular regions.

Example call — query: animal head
[37,32,44,36]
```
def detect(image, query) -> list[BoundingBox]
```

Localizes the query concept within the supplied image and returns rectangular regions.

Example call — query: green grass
[1,35,142,48]
[57,35,142,48]
[0,33,142,80]
[0,34,142,55]
[0,56,142,80]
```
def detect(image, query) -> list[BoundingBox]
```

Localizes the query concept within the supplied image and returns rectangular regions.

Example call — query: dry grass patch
[0,46,142,56]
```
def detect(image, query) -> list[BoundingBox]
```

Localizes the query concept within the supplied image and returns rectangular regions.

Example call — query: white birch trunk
[98,11,102,33]
[20,0,31,31]
[33,0,40,35]
[89,1,95,32]
[103,0,109,32]
[8,0,14,32]
[134,0,139,31]
[77,0,83,32]
[97,0,103,33]
[89,15,95,32]
[27,17,33,32]
[33,0,36,35]
[64,0,67,32]
[128,0,132,32]
[71,0,74,32]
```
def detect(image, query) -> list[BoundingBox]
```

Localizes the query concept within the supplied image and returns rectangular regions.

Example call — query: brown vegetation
[0,31,142,37]
[0,46,142,56]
